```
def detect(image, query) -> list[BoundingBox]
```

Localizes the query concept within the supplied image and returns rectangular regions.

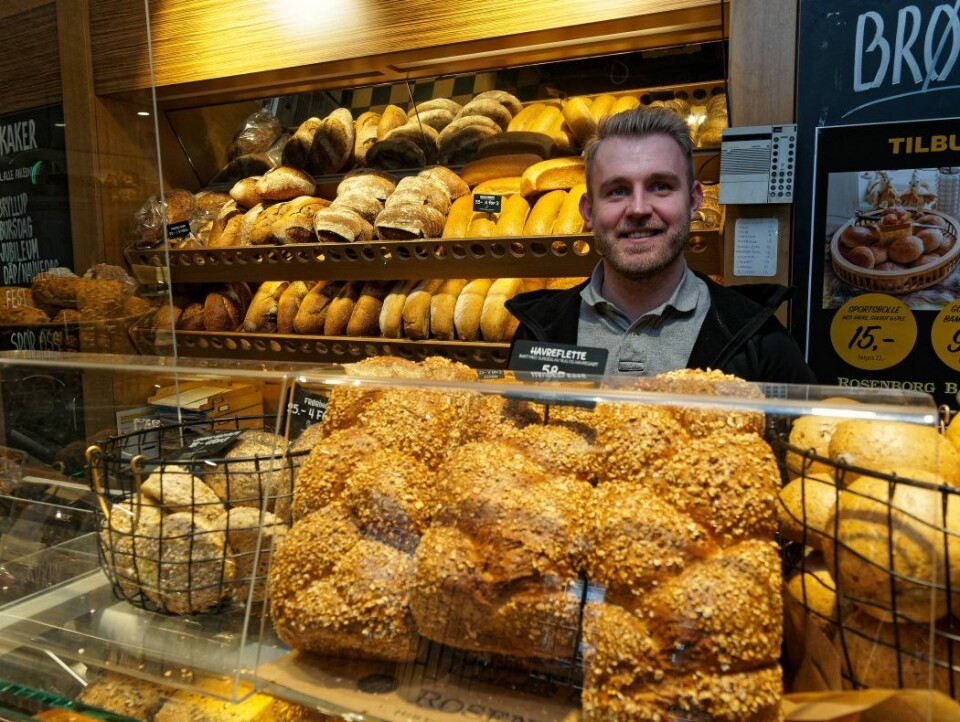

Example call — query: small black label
[509,339,608,380]
[473,193,502,213]
[173,429,242,461]
[287,387,328,437]
[165,220,191,239]
[477,368,505,380]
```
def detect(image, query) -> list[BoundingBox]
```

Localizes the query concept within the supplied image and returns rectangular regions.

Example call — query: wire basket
[771,418,960,697]
[86,415,309,615]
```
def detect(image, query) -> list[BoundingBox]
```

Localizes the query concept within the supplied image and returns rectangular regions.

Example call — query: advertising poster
[810,117,960,404]
[793,0,960,406]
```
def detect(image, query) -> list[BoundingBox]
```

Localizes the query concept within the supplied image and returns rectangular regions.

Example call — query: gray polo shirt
[578,264,710,376]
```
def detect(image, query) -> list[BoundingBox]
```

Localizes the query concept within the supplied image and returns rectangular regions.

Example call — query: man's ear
[689,179,704,220]
[579,190,594,230]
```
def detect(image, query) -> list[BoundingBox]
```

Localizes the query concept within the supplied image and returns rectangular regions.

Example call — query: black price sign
[508,339,608,380]
[473,194,502,213]
[287,387,328,437]
[165,220,191,239]
[173,429,242,462]
[477,368,505,380]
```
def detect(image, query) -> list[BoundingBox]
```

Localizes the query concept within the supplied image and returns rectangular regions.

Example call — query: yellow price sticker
[829,293,917,370]
[931,300,960,373]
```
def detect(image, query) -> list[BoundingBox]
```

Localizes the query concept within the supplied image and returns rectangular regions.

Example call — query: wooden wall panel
[0,1,61,114]
[90,0,721,100]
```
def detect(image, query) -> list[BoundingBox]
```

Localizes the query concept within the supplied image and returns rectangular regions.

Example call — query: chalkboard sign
[173,429,243,462]
[473,194,503,214]
[0,104,72,285]
[287,386,328,438]
[508,339,608,380]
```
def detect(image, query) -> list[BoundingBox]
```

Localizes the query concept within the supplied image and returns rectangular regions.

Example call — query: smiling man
[506,107,814,383]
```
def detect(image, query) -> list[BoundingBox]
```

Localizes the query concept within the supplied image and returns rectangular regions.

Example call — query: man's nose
[625,189,651,216]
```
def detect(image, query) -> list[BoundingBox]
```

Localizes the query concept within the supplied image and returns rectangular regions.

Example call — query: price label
[165,220,191,239]
[931,300,960,373]
[509,339,608,380]
[829,293,917,370]
[473,194,502,213]
[477,368,505,380]
[287,387,328,437]
[173,429,243,461]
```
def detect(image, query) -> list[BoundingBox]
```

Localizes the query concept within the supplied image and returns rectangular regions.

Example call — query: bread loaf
[366,137,427,170]
[402,279,445,339]
[493,194,531,236]
[454,278,493,340]
[507,103,547,132]
[456,98,513,131]
[437,122,500,166]
[293,280,343,334]
[385,122,440,164]
[229,177,261,208]
[523,189,568,235]
[337,169,396,203]
[551,182,586,234]
[376,104,407,140]
[329,191,383,224]
[476,130,553,159]
[479,278,523,341]
[379,280,419,338]
[442,195,481,239]
[467,217,496,237]
[256,166,316,201]
[277,281,315,334]
[314,207,373,243]
[473,90,523,116]
[419,165,470,200]
[388,175,451,213]
[247,201,286,245]
[562,97,597,146]
[243,281,290,333]
[324,281,362,335]
[273,196,330,244]
[520,157,586,196]
[611,95,640,114]
[406,107,455,132]
[375,204,445,240]
[346,280,391,336]
[207,201,244,248]
[353,110,381,167]
[309,108,355,174]
[472,176,522,196]
[177,302,205,330]
[590,94,617,121]
[461,154,542,188]
[525,104,562,135]
[430,279,468,340]
[407,98,462,118]
[203,283,251,332]
[282,117,321,169]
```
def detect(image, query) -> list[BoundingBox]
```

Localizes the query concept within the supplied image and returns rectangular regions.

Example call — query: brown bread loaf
[429,279,468,340]
[454,278,493,340]
[314,207,374,243]
[386,175,451,214]
[365,137,427,170]
[402,279,445,339]
[379,280,419,338]
[202,282,252,332]
[247,201,287,245]
[229,177,261,208]
[385,122,440,164]
[455,98,513,131]
[476,130,553,159]
[324,281,362,335]
[346,280,391,336]
[309,108,355,174]
[293,280,343,334]
[256,166,316,201]
[473,90,523,116]
[376,104,407,140]
[277,281,316,334]
[460,153,542,188]
[177,302,205,330]
[419,165,470,200]
[353,110,381,167]
[273,196,330,244]
[282,117,321,168]
[407,98,462,118]
[375,204,445,240]
[437,123,500,166]
[337,169,397,202]
[243,281,290,333]
[329,192,383,224]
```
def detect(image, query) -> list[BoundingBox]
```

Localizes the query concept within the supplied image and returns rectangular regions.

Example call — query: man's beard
[594,223,688,281]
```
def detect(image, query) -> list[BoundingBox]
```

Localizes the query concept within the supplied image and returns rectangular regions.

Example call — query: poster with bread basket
[808,118,960,406]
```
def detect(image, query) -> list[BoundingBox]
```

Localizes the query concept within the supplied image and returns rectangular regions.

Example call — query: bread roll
[840,224,877,248]
[520,157,586,196]
[493,194,531,236]
[229,177,261,208]
[454,278,493,340]
[472,176,523,196]
[785,400,861,476]
[460,153,541,188]
[430,279,468,340]
[376,104,407,141]
[523,189,568,235]
[590,93,617,121]
[480,278,524,341]
[562,97,597,145]
[314,207,374,243]
[507,103,547,132]
[282,117,321,169]
[468,217,496,237]
[243,281,290,333]
[346,280,391,336]
[353,110,381,167]
[777,473,837,550]
[324,281,362,335]
[379,280,419,338]
[293,280,343,334]
[256,166,316,201]
[401,279,445,339]
[551,182,586,234]
[277,281,315,334]
[476,130,553,159]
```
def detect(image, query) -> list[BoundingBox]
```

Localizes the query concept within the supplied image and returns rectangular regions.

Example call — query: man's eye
[606,187,628,197]
[651,182,673,193]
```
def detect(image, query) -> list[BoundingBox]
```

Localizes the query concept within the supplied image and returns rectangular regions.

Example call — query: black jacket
[505,274,816,384]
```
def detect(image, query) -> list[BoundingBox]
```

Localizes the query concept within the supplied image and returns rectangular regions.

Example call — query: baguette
[379,280,419,338]
[551,183,587,234]
[402,279,445,339]
[520,157,586,196]
[468,217,497,237]
[562,97,597,146]
[454,278,493,341]
[277,281,315,334]
[493,194,531,236]
[525,105,562,135]
[346,280,392,337]
[472,177,522,196]
[243,281,290,333]
[523,190,568,235]
[430,279,468,340]
[507,103,547,133]
[480,278,524,342]
[442,195,480,239]
[293,280,343,334]
[460,154,542,188]
[324,281,362,336]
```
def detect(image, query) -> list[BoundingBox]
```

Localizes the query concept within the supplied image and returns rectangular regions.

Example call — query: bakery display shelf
[139,328,512,367]
[125,227,722,285]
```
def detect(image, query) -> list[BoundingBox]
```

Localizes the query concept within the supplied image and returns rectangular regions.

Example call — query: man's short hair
[582,107,696,192]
